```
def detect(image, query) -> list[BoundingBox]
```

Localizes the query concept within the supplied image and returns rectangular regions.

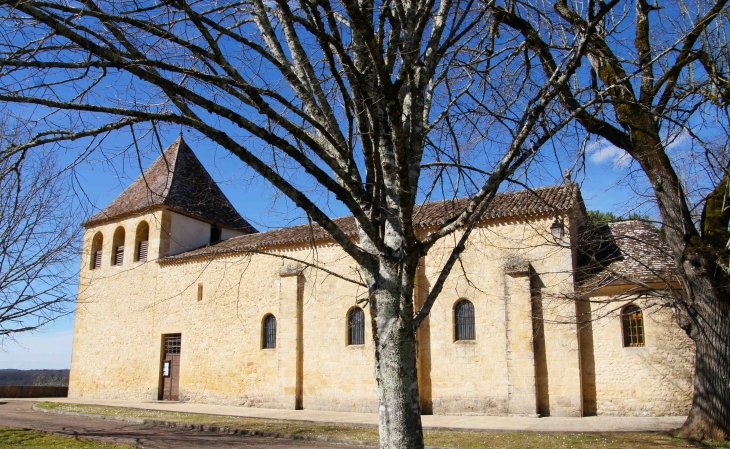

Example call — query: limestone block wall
[70,212,584,414]
[69,211,165,401]
[70,208,690,417]
[422,216,582,417]
[147,243,378,410]
[586,291,694,416]
[151,251,287,407]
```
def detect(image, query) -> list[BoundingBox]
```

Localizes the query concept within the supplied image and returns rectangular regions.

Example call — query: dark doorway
[159,334,181,401]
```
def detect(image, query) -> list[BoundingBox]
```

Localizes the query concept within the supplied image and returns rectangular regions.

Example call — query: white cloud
[0,327,74,369]
[586,138,632,168]
[663,129,692,153]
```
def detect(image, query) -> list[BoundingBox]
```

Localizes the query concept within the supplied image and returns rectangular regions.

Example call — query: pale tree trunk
[369,258,424,449]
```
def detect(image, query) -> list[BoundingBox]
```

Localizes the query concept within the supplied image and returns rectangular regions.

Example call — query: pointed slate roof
[84,137,257,233]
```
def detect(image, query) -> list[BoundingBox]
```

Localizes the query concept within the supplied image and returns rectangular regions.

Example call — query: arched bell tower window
[347,307,365,345]
[135,221,149,262]
[262,314,277,349]
[622,304,645,347]
[454,299,475,341]
[90,231,103,270]
[111,226,125,266]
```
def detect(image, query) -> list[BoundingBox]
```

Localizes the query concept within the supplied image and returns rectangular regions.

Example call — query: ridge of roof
[161,183,580,263]
[83,137,257,233]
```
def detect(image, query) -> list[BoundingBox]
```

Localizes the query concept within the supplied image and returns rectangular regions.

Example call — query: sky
[0,130,646,370]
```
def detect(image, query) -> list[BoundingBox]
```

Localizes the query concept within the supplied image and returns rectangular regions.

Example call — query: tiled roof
[162,183,579,262]
[83,137,257,233]
[577,220,678,290]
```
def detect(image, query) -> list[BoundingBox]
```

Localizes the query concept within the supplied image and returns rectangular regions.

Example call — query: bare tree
[0,0,612,446]
[490,0,730,440]
[0,115,82,340]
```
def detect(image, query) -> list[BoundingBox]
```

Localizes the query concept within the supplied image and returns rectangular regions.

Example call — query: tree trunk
[673,256,730,441]
[370,259,424,449]
[632,131,730,441]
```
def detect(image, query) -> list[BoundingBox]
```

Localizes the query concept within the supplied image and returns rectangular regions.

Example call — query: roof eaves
[161,185,578,265]
[81,205,164,228]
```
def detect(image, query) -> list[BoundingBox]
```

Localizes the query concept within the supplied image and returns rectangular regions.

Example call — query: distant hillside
[0,369,69,386]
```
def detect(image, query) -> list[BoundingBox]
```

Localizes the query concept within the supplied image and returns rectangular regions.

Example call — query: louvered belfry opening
[262,314,277,349]
[114,246,124,265]
[622,305,645,347]
[135,221,149,262]
[93,250,102,269]
[137,241,148,262]
[111,226,125,266]
[90,231,103,270]
[348,307,365,345]
[455,300,475,341]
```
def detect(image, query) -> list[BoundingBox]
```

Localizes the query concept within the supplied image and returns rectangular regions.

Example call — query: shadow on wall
[530,270,551,417]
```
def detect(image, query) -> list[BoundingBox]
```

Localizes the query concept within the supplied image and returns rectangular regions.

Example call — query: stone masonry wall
[69,209,693,417]
[587,290,694,416]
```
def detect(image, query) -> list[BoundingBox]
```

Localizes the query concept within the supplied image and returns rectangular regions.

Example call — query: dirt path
[0,401,353,448]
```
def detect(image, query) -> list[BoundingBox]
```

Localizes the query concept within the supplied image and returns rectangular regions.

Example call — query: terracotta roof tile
[162,183,579,262]
[577,220,678,289]
[83,137,257,233]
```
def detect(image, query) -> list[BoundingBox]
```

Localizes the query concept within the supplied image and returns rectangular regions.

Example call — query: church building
[68,137,694,417]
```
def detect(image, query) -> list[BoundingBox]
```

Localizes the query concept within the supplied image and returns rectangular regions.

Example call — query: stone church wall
[69,209,693,417]
[70,211,167,402]
[586,290,694,416]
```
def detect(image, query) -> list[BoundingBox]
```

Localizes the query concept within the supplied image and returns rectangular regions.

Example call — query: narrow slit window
[622,305,645,347]
[262,314,276,349]
[197,284,203,301]
[348,307,365,345]
[455,299,475,341]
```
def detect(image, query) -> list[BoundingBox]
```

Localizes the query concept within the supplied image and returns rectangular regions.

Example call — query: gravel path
[0,401,353,448]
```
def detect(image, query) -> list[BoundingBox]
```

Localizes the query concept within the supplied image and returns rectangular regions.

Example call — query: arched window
[111,227,125,266]
[622,305,645,347]
[348,307,365,345]
[454,299,475,341]
[135,221,150,262]
[262,314,277,349]
[90,232,103,270]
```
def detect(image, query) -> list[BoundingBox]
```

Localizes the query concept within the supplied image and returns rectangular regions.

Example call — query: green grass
[36,402,730,449]
[0,427,133,448]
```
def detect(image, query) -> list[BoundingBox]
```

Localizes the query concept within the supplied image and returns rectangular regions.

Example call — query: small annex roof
[83,137,257,233]
[161,183,580,263]
[577,220,678,291]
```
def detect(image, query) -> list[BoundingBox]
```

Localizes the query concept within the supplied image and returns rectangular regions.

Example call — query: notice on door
[162,360,171,377]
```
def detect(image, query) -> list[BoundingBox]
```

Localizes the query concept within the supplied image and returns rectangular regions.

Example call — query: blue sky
[0,128,649,370]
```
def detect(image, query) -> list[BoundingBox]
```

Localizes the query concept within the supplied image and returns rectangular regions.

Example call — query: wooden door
[160,334,181,401]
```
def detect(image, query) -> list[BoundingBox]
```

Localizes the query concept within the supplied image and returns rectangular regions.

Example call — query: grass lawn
[0,427,134,448]
[36,402,730,449]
